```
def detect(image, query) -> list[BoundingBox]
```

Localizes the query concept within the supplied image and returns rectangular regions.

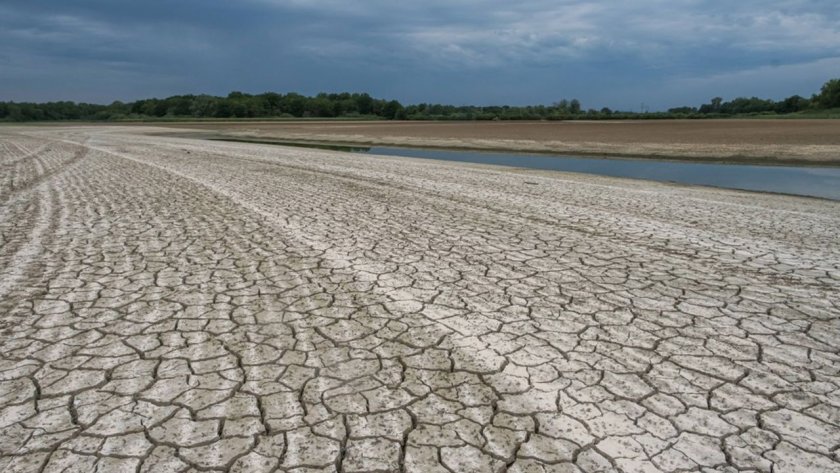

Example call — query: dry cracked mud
[1,125,839,473]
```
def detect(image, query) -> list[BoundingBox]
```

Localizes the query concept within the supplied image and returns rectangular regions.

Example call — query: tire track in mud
[0,186,60,313]
[0,144,88,203]
[0,144,49,168]
[0,135,51,166]
[0,142,87,312]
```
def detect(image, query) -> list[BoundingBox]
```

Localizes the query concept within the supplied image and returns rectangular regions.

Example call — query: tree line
[1,79,838,122]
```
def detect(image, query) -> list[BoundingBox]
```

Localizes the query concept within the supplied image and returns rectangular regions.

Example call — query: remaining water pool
[361,147,840,200]
[210,138,840,200]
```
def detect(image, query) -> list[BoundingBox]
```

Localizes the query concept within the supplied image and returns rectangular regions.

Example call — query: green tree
[280,93,306,117]
[815,79,840,109]
[699,97,723,114]
[259,92,283,115]
[776,95,809,114]
[383,100,404,119]
[355,93,374,115]
[190,95,218,117]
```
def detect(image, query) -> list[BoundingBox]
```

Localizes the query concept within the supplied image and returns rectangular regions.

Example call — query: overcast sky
[1,0,838,110]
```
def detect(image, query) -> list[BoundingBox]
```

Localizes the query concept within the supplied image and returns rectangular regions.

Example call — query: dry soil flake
[0,126,838,472]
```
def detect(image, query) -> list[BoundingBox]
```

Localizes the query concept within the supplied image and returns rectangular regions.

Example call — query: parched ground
[1,125,839,473]
[154,119,840,164]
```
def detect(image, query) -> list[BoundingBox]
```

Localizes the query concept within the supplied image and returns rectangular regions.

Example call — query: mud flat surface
[1,125,839,472]
[154,119,840,165]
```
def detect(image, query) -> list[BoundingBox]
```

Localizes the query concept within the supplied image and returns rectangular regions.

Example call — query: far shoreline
[6,119,840,166]
[201,134,840,168]
[150,119,840,166]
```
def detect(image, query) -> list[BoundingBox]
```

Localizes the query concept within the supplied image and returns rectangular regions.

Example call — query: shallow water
[362,147,840,200]
[208,137,840,200]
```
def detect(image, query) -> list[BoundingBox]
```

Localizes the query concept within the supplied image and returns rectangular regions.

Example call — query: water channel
[212,138,840,200]
[364,147,840,200]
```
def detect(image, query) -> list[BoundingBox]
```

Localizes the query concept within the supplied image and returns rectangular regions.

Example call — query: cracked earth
[1,125,839,473]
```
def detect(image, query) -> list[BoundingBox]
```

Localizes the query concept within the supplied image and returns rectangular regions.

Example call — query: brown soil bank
[156,119,840,165]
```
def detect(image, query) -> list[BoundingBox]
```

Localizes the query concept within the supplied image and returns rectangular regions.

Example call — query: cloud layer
[1,0,838,109]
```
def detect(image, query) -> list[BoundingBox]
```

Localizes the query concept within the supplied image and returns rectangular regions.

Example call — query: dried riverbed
[1,126,839,472]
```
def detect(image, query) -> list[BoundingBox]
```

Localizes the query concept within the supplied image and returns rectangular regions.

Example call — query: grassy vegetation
[782,108,840,119]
